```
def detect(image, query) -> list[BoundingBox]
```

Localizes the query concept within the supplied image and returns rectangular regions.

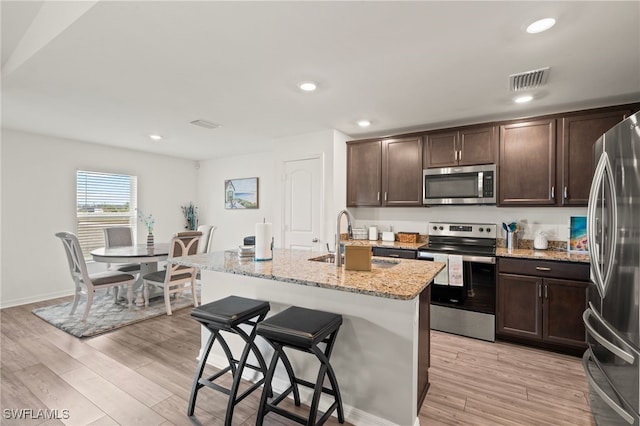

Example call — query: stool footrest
[294,377,338,397]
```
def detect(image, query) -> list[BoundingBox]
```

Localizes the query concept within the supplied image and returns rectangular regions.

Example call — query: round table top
[91,243,170,263]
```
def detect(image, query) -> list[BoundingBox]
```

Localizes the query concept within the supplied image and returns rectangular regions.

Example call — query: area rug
[32,286,200,338]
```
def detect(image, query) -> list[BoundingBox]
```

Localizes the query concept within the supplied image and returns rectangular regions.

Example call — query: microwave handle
[477,171,483,197]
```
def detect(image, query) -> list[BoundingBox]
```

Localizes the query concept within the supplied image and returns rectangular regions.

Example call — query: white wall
[0,129,198,308]
[351,205,587,242]
[196,150,275,251]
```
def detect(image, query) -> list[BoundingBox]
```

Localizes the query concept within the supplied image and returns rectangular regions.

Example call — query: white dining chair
[103,226,141,274]
[196,225,216,254]
[143,231,201,315]
[56,231,135,320]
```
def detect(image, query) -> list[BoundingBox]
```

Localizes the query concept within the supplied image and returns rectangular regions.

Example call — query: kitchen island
[172,248,444,426]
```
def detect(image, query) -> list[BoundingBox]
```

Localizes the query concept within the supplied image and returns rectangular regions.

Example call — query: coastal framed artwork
[225,177,259,209]
[568,215,588,253]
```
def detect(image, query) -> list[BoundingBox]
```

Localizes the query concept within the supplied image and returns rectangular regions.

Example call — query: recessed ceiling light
[357,120,371,128]
[299,81,317,92]
[514,95,534,104]
[526,18,556,34]
[148,134,163,141]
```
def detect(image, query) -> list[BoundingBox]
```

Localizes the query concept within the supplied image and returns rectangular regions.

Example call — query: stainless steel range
[418,222,496,341]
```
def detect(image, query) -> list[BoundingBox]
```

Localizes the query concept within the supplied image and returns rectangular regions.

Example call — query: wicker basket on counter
[397,232,419,243]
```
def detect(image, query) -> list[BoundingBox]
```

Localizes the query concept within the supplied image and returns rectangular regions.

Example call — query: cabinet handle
[564,186,568,200]
[535,266,552,271]
[385,192,388,201]
[551,186,555,199]
[544,285,548,299]
[458,150,462,162]
[538,284,542,298]
[377,192,380,201]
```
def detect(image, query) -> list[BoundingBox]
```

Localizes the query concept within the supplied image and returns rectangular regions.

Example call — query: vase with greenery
[138,211,155,248]
[182,202,198,231]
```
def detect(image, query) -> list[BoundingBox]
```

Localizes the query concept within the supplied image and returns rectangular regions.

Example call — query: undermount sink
[371,258,401,268]
[308,255,400,268]
[308,254,339,263]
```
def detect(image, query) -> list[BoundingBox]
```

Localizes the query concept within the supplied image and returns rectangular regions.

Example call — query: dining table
[90,243,170,307]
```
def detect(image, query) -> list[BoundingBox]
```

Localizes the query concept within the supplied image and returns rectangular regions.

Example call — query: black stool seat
[187,296,270,426]
[191,295,270,327]
[256,306,344,426]
[257,306,342,348]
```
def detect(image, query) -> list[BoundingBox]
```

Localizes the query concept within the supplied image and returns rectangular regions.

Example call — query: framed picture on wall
[225,177,259,209]
[568,216,588,253]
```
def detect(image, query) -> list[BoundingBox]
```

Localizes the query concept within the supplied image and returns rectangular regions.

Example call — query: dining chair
[55,231,135,321]
[196,225,217,254]
[103,226,141,274]
[142,231,201,315]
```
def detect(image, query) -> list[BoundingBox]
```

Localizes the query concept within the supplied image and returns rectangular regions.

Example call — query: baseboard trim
[0,289,74,309]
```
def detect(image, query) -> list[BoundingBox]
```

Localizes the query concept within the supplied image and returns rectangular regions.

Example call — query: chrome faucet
[335,209,353,267]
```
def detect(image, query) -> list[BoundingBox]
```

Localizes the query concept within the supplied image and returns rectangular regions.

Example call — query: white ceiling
[2,1,640,161]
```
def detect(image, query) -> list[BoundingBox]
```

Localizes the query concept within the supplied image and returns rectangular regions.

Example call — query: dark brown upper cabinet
[347,136,423,207]
[424,125,496,168]
[499,119,556,206]
[558,108,631,206]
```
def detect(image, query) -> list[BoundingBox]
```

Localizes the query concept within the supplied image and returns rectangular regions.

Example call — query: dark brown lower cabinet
[497,258,589,352]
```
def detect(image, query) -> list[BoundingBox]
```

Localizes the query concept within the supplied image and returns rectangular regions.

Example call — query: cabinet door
[459,125,496,166]
[424,131,457,168]
[543,278,588,348]
[499,119,556,206]
[559,110,630,206]
[347,140,382,206]
[497,273,542,341]
[382,137,423,206]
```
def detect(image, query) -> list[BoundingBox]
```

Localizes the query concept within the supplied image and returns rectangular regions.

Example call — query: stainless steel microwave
[423,164,496,205]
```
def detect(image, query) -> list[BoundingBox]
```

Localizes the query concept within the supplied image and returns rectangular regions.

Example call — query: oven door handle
[461,255,495,264]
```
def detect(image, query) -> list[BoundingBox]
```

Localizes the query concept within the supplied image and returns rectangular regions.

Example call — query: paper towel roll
[369,226,378,241]
[255,222,273,261]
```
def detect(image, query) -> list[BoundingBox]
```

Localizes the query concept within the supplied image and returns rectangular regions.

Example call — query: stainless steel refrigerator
[583,110,640,425]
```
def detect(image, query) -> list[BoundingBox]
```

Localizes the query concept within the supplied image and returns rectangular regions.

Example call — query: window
[76,170,138,259]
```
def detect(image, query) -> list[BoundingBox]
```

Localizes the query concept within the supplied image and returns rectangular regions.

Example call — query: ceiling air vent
[190,119,220,129]
[509,67,550,91]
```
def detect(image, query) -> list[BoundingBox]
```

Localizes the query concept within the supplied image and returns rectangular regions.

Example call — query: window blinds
[76,170,138,259]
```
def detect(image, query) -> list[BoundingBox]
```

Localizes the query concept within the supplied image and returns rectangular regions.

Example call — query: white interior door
[283,156,323,251]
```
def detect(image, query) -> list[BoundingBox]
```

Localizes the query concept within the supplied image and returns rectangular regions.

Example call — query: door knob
[312,238,319,243]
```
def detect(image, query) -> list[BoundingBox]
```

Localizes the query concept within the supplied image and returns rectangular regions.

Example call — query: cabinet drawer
[498,258,589,281]
[373,247,417,259]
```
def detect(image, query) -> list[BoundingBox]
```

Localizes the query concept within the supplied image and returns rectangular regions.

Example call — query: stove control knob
[478,227,484,232]
[433,226,438,231]
[438,226,444,231]
[486,227,492,233]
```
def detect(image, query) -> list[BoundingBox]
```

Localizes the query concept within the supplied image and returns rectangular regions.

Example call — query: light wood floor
[1,296,595,425]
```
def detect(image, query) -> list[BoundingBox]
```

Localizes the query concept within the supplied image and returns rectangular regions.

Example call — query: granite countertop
[496,247,590,263]
[171,248,444,300]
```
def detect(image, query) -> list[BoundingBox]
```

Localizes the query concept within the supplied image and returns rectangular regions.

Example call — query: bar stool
[256,306,344,425]
[187,295,270,425]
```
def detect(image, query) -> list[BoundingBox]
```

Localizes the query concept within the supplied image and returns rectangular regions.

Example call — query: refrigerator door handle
[583,306,635,364]
[587,151,618,298]
[582,349,635,425]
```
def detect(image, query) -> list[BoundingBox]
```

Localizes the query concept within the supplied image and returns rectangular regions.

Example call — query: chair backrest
[55,231,90,286]
[104,226,134,248]
[196,225,216,254]
[169,231,202,258]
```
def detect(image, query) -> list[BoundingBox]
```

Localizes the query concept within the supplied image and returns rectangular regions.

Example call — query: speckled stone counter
[174,248,441,425]
[497,247,589,263]
[172,248,443,300]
